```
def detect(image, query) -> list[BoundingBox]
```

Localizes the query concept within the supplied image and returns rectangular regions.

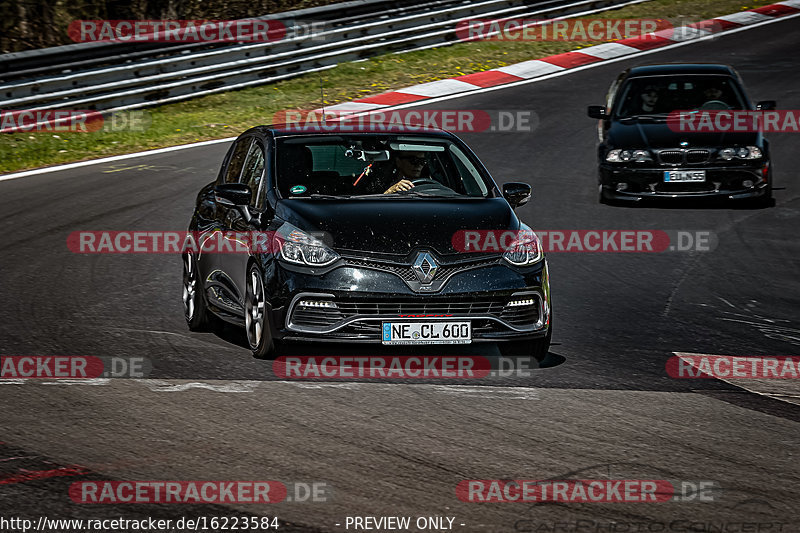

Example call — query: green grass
[0,0,776,174]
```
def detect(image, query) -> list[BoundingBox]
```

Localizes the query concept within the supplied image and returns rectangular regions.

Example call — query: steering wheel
[700,100,730,110]
[410,178,438,186]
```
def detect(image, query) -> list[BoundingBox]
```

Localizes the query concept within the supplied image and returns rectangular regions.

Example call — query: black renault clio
[182,125,551,360]
[588,64,774,206]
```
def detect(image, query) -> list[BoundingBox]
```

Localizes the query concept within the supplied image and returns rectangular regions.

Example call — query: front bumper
[599,163,769,200]
[266,257,550,343]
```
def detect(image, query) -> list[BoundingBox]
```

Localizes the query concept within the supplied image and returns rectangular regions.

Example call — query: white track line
[0,137,234,183]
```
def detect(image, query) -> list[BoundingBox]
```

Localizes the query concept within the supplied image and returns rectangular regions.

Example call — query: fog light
[616,183,628,191]
[298,300,337,308]
[507,298,536,307]
[743,180,754,188]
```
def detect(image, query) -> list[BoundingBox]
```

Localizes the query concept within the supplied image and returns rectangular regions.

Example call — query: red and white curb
[324,1,800,113]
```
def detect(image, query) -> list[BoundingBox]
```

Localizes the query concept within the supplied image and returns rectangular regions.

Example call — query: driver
[703,86,723,101]
[384,151,426,194]
[701,85,724,105]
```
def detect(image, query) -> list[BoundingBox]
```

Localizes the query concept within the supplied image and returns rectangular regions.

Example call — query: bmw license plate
[382,322,471,345]
[663,170,706,182]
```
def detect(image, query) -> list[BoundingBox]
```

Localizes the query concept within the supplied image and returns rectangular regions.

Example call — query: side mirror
[587,105,608,119]
[502,182,532,208]
[756,100,776,111]
[214,183,252,206]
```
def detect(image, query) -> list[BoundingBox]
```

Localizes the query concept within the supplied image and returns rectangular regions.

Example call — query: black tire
[182,251,212,332]
[499,321,552,362]
[245,263,277,359]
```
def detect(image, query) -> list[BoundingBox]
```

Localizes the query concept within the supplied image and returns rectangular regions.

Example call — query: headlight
[718,146,762,160]
[274,223,339,266]
[503,228,543,266]
[606,149,652,162]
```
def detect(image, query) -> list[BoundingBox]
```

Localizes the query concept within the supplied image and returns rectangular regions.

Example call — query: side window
[241,140,266,207]
[223,137,253,184]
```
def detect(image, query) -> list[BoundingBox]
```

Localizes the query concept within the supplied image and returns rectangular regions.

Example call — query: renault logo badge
[412,252,438,284]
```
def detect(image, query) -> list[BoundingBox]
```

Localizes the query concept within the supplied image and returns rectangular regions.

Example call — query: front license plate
[664,170,706,182]
[382,321,471,345]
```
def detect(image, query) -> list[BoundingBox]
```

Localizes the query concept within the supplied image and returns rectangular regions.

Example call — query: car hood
[275,198,518,256]
[606,120,762,149]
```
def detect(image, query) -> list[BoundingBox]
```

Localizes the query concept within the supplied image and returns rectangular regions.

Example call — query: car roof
[626,63,738,77]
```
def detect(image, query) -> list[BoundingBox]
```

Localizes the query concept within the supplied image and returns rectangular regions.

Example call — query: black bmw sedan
[182,125,551,360]
[588,63,774,206]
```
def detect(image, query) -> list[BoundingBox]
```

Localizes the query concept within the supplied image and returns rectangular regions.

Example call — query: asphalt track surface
[1,15,800,532]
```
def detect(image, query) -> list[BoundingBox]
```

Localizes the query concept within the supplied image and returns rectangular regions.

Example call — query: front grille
[344,256,500,283]
[657,149,711,165]
[658,150,684,165]
[344,259,417,281]
[288,295,541,334]
[686,149,710,163]
[334,298,506,316]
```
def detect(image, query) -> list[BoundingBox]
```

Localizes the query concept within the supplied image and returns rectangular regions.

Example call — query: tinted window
[240,141,265,207]
[223,138,253,184]
[614,75,747,117]
[275,135,491,198]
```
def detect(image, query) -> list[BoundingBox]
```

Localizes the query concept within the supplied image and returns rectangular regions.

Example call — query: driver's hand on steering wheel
[384,179,415,194]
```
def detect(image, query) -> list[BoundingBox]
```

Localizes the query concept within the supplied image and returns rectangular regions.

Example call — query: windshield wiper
[307,194,351,199]
[399,190,458,198]
[619,114,667,123]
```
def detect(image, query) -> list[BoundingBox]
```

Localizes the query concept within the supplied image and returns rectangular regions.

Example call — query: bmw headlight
[274,223,339,266]
[718,146,762,160]
[606,149,652,163]
[503,227,544,266]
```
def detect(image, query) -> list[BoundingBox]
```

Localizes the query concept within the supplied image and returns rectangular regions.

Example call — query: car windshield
[275,135,491,198]
[615,75,748,118]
